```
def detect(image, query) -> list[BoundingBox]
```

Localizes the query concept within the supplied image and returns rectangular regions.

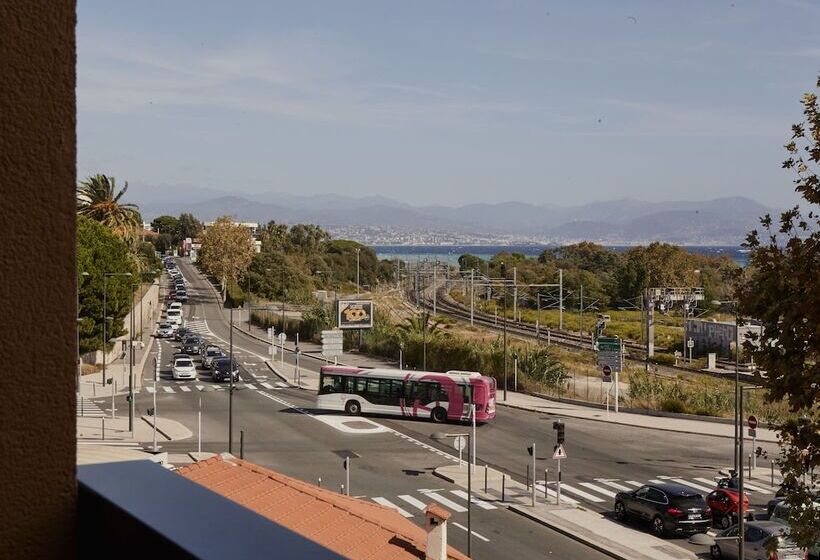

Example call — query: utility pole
[281,268,286,334]
[559,269,564,331]
[513,266,517,322]
[433,262,437,316]
[579,284,584,347]
[470,268,475,326]
[501,263,508,401]
[229,305,234,454]
[129,286,135,432]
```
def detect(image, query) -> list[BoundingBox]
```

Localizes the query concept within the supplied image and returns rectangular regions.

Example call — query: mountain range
[130,182,773,245]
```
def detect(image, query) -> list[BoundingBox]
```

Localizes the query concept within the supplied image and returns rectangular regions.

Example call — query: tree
[259,220,288,253]
[198,216,255,302]
[737,77,820,549]
[177,212,203,240]
[150,215,180,240]
[77,215,137,354]
[76,174,142,239]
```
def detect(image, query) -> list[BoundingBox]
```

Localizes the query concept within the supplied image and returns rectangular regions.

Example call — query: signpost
[597,336,622,413]
[552,444,566,504]
[687,337,694,363]
[278,332,286,368]
[321,329,344,360]
[748,415,758,468]
[453,435,467,466]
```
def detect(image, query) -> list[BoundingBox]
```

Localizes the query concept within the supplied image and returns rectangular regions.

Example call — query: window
[744,526,765,542]
[635,487,650,499]
[459,384,473,404]
[319,375,346,395]
[646,489,667,503]
[414,382,445,405]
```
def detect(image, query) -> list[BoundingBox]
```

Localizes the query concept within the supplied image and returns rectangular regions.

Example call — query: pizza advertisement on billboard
[337,300,374,329]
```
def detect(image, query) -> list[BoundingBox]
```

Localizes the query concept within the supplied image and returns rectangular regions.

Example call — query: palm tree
[77,174,142,239]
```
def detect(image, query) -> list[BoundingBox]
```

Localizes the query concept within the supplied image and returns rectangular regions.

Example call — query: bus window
[415,382,445,405]
[319,375,346,395]
[459,384,473,404]
[352,377,366,395]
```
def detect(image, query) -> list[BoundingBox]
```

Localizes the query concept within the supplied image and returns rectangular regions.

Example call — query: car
[168,302,182,312]
[211,357,240,382]
[175,291,188,303]
[172,352,188,364]
[156,323,174,338]
[181,337,202,354]
[769,499,820,559]
[202,345,225,368]
[706,489,749,530]
[614,483,711,537]
[709,521,805,560]
[173,326,191,341]
[172,357,197,380]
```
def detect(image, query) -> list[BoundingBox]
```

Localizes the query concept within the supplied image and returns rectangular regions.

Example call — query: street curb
[140,415,191,441]
[263,360,294,387]
[496,400,780,442]
[506,505,633,560]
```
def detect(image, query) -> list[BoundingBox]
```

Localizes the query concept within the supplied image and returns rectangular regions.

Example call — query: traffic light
[527,445,534,457]
[553,421,565,444]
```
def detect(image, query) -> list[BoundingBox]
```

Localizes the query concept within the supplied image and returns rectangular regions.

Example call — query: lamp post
[500,262,508,402]
[77,271,89,392]
[431,431,472,558]
[713,299,741,473]
[102,272,132,385]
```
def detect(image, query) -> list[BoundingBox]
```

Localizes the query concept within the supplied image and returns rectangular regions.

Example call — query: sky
[77,1,820,209]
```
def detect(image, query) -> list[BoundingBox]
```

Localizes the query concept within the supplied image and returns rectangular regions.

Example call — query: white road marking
[625,481,644,488]
[196,385,205,391]
[668,478,714,493]
[452,522,490,542]
[180,386,191,392]
[450,490,496,510]
[578,482,617,498]
[595,480,634,492]
[372,497,413,518]
[649,479,665,484]
[535,483,580,505]
[420,491,467,513]
[146,387,155,393]
[275,382,288,388]
[556,483,607,503]
[397,494,429,511]
[163,386,174,393]
[243,384,257,390]
[739,481,771,494]
[260,382,275,389]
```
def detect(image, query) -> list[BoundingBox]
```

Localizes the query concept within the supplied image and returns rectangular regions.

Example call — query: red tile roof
[177,456,470,560]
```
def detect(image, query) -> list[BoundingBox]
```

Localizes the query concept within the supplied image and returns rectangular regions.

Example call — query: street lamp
[712,299,741,473]
[431,431,472,558]
[500,262,508,402]
[102,271,132,385]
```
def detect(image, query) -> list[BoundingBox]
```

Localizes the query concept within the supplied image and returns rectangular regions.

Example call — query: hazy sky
[78,1,820,208]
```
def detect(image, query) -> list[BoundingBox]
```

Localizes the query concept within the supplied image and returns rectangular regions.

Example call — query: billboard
[337,300,374,329]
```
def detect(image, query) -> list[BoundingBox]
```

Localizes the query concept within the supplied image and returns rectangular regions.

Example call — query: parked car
[202,345,225,368]
[614,483,711,537]
[211,357,239,382]
[769,499,820,559]
[172,357,197,380]
[709,521,805,560]
[707,489,749,530]
[156,323,174,338]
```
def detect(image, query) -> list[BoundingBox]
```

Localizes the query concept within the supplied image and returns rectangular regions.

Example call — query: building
[685,318,763,358]
[178,455,470,560]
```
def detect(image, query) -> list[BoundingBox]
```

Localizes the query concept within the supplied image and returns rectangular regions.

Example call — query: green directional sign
[596,336,623,373]
[597,336,621,352]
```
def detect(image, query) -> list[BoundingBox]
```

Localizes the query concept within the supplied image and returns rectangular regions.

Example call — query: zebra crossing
[76,395,105,417]
[367,488,501,518]
[140,381,289,394]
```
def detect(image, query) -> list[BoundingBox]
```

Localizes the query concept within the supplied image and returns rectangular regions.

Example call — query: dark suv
[614,483,711,537]
[211,357,239,382]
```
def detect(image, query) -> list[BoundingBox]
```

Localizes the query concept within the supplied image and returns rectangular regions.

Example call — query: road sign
[597,336,622,373]
[748,415,758,430]
[602,364,612,383]
[278,332,287,343]
[748,428,757,438]
[267,327,274,340]
[687,338,694,348]
[552,444,567,459]
[321,329,344,357]
[453,435,467,452]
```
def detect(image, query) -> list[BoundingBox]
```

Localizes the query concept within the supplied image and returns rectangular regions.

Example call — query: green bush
[660,397,688,414]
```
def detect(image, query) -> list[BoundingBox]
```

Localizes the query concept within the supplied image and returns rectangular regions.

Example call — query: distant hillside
[130,183,772,244]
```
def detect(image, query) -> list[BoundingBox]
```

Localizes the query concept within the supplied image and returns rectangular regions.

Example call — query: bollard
[544,469,549,499]
[771,460,775,487]
[101,417,105,440]
[526,463,530,490]
[341,484,345,495]
[240,430,245,460]
[748,455,752,479]
[318,477,322,488]
[501,474,506,502]
[484,464,488,493]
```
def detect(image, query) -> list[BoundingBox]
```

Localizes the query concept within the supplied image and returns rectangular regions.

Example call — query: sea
[373,245,750,267]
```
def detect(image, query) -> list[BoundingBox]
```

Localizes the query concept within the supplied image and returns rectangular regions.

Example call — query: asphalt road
[139,258,782,559]
[140,258,615,560]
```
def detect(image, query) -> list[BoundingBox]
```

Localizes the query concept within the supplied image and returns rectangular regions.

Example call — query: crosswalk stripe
[694,477,721,487]
[163,386,174,393]
[450,490,496,510]
[146,387,155,393]
[554,483,606,503]
[421,491,467,513]
[739,481,772,494]
[535,483,579,505]
[625,481,644,488]
[244,384,257,390]
[196,384,205,391]
[372,497,413,518]
[260,382,274,389]
[397,494,429,511]
[669,478,714,493]
[649,479,664,484]
[452,522,491,542]
[578,482,617,498]
[595,480,633,492]
[275,382,288,388]
[180,386,191,392]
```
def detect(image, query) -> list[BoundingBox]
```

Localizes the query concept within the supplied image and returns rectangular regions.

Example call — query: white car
[168,302,182,312]
[172,357,196,380]
[156,323,174,338]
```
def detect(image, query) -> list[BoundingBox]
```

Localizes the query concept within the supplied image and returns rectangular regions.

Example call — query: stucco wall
[0,1,77,557]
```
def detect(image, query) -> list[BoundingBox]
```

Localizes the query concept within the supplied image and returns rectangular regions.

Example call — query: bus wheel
[431,407,447,423]
[345,400,361,415]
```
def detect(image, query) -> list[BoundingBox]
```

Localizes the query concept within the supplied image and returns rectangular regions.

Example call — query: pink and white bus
[316,366,497,423]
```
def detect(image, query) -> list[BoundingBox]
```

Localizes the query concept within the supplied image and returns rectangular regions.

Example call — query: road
[137,258,780,559]
[140,258,614,560]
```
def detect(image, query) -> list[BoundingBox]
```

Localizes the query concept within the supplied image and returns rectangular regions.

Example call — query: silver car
[202,346,225,368]
[709,521,805,560]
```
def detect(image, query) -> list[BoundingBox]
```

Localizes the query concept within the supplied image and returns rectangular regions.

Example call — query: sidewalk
[499,391,779,443]
[76,413,191,443]
[435,463,697,560]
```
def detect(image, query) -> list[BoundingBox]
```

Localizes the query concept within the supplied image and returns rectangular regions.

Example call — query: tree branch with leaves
[198,216,255,303]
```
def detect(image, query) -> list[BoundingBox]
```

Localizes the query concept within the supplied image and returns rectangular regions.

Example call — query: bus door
[458,384,474,420]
